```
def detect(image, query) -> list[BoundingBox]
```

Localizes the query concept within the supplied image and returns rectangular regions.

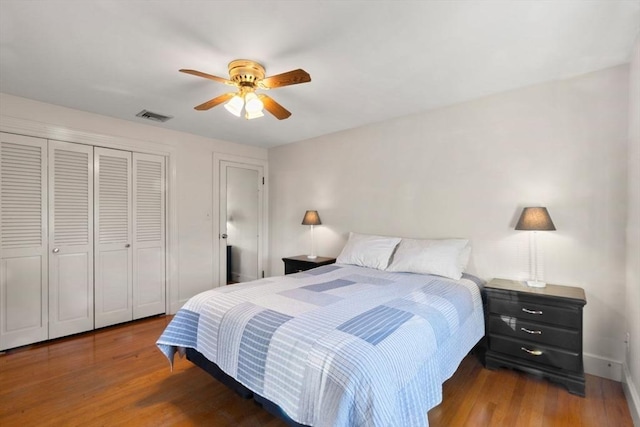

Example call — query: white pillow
[386,238,470,280]
[336,232,401,270]
[458,243,472,272]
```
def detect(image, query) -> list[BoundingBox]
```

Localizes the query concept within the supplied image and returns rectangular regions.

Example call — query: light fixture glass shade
[301,210,321,225]
[224,95,244,117]
[244,92,264,114]
[515,207,556,231]
[245,109,264,120]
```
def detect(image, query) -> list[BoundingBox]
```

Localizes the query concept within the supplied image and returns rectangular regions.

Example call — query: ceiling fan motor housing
[228,59,265,88]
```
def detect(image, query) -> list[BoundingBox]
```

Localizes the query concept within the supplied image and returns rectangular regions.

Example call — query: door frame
[213,153,268,287]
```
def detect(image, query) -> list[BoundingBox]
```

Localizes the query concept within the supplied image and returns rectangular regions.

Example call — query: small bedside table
[282,255,336,275]
[484,278,587,396]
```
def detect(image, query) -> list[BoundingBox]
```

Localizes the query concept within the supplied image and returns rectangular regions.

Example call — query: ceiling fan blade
[258,94,291,120]
[258,69,311,89]
[179,69,235,86]
[194,93,235,111]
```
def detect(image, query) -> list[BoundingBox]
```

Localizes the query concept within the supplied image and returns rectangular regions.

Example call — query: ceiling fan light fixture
[224,95,244,117]
[244,92,264,114]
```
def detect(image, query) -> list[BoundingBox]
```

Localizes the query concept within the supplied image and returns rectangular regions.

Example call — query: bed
[157,249,485,427]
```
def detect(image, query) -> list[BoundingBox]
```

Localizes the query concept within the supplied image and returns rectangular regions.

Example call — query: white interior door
[132,153,165,319]
[94,147,132,328]
[48,140,94,338]
[0,133,48,350]
[219,161,263,285]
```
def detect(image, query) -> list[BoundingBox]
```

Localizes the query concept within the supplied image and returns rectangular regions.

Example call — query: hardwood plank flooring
[0,316,633,426]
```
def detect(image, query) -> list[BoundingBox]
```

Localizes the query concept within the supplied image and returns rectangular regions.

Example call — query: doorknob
[221,233,228,239]
[125,244,131,248]
[52,248,60,253]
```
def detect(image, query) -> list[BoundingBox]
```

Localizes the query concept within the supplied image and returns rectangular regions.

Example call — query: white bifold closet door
[94,148,133,328]
[132,153,166,319]
[95,148,165,328]
[1,135,165,348]
[48,140,94,339]
[0,133,48,350]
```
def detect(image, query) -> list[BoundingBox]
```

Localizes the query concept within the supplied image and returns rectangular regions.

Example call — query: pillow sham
[386,238,470,280]
[336,232,401,270]
[458,243,472,272]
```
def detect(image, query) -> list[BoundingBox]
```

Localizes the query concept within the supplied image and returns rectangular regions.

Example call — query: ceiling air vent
[136,110,173,122]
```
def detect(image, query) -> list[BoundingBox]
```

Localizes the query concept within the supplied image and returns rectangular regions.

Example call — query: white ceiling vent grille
[135,110,173,122]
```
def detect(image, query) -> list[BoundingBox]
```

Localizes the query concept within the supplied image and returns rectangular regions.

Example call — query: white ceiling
[1,1,639,148]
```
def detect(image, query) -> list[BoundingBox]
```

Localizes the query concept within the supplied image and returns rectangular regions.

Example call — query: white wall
[624,36,640,425]
[0,93,267,312]
[269,65,629,378]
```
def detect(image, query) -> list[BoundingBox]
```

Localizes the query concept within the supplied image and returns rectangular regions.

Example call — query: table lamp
[301,210,321,259]
[515,207,556,288]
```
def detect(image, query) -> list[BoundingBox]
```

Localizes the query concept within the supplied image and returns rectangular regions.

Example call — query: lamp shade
[245,109,264,120]
[515,207,556,231]
[301,210,321,226]
[224,95,244,117]
[244,92,264,114]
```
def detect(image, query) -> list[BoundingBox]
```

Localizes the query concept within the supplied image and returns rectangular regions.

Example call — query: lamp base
[526,280,547,288]
[306,255,317,259]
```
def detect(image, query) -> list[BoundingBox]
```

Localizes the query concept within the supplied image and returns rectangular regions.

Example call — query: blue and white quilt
[157,264,484,427]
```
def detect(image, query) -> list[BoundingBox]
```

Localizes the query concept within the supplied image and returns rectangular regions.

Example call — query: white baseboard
[583,352,622,381]
[623,363,640,427]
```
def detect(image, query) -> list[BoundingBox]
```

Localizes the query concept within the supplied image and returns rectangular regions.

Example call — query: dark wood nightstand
[484,278,587,396]
[282,255,336,275]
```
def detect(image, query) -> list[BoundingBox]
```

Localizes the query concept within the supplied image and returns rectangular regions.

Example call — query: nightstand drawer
[489,297,580,328]
[284,260,310,274]
[488,314,580,350]
[490,335,581,372]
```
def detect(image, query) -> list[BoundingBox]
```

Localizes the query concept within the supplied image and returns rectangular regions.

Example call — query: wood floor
[0,315,633,427]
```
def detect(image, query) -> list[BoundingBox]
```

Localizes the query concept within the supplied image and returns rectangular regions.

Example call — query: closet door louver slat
[98,156,130,244]
[53,148,90,245]
[135,160,163,242]
[1,142,44,249]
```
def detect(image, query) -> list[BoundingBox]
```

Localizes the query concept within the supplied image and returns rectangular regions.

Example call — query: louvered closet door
[0,133,48,351]
[133,153,165,319]
[48,141,94,339]
[94,148,132,328]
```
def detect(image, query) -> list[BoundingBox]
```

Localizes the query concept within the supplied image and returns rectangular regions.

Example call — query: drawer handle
[522,308,543,315]
[521,327,542,335]
[521,347,543,356]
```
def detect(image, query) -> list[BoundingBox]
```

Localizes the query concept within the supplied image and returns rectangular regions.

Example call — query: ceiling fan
[180,59,311,120]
